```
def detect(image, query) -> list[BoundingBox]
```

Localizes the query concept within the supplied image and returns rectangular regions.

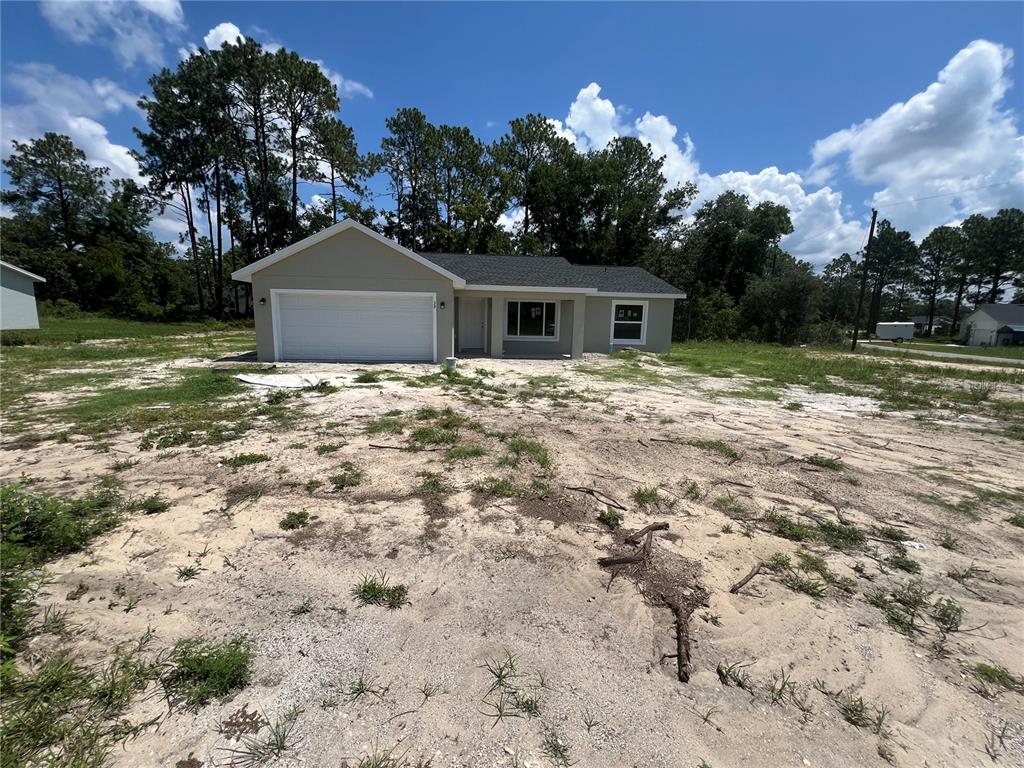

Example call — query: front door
[459,297,485,352]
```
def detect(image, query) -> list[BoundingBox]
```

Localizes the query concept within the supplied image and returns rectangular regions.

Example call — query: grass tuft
[352,571,408,609]
[161,636,252,708]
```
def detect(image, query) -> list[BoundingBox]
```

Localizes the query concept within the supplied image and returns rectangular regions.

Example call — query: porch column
[489,296,504,358]
[571,297,585,359]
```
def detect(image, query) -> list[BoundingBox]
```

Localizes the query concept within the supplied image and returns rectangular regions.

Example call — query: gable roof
[230,219,467,286]
[968,303,1024,324]
[0,260,45,283]
[230,219,684,296]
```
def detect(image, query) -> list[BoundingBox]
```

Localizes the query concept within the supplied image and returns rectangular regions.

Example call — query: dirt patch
[3,353,1023,768]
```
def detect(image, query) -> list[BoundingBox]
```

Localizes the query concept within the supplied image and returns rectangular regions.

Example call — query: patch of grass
[329,462,365,490]
[365,416,406,435]
[161,636,252,708]
[687,438,738,460]
[279,510,310,531]
[220,705,302,766]
[444,444,487,461]
[973,663,1024,694]
[177,565,200,581]
[471,476,526,498]
[315,443,342,455]
[1007,513,1024,528]
[415,472,452,497]
[0,630,163,766]
[225,481,266,507]
[631,486,661,508]
[109,457,139,472]
[712,494,750,518]
[223,453,271,470]
[763,511,817,541]
[291,599,314,616]
[885,544,921,574]
[410,425,459,446]
[804,454,844,471]
[540,730,573,767]
[783,401,804,411]
[598,508,622,529]
[128,493,171,515]
[1,483,124,653]
[352,571,408,609]
[354,370,383,384]
[502,435,551,468]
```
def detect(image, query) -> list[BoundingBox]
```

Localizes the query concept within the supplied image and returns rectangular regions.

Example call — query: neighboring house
[960,303,1024,346]
[0,260,45,330]
[911,315,951,335]
[231,219,685,362]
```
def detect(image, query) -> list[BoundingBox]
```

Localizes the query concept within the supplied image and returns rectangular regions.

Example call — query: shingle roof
[971,303,1024,324]
[420,252,683,295]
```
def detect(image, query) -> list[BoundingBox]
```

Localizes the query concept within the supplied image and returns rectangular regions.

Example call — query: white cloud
[810,39,1023,238]
[565,82,622,151]
[312,60,373,100]
[546,118,577,145]
[635,111,700,190]
[204,21,243,50]
[39,0,184,68]
[498,207,525,234]
[551,38,1023,265]
[1,63,142,181]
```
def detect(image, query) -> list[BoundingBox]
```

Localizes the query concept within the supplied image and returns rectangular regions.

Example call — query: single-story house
[231,219,684,362]
[911,315,952,335]
[960,303,1024,346]
[1,260,45,330]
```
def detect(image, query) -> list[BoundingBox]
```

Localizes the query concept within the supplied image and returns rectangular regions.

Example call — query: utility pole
[850,208,878,352]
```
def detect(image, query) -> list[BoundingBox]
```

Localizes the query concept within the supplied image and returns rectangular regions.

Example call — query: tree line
[2,34,1022,340]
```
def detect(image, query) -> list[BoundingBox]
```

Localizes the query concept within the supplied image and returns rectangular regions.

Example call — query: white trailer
[875,322,915,342]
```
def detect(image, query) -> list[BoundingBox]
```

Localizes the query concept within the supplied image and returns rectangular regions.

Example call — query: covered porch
[453,289,587,359]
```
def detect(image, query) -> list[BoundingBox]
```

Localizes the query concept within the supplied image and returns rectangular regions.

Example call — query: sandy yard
[2,348,1023,768]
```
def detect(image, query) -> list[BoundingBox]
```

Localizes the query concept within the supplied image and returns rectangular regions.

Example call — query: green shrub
[223,453,271,470]
[329,462,364,490]
[279,510,310,530]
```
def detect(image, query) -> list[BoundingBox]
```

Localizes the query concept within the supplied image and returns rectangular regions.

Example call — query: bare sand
[3,353,1022,768]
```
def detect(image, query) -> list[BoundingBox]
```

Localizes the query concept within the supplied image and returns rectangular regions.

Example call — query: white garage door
[274,291,435,362]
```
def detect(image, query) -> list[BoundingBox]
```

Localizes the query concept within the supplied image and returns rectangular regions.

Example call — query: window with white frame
[611,301,647,344]
[505,300,557,339]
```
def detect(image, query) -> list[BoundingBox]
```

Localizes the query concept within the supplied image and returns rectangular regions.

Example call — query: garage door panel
[275,292,434,361]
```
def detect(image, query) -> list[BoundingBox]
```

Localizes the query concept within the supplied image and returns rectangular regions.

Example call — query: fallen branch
[565,485,627,511]
[368,443,441,452]
[667,600,695,683]
[625,522,670,546]
[729,563,763,594]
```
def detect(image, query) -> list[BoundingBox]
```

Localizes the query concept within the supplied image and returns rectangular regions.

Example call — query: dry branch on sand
[597,521,707,683]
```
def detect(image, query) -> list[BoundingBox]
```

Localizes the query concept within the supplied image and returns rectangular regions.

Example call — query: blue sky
[2,1,1022,265]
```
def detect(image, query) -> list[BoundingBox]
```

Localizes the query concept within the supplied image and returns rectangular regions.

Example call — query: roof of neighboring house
[422,252,684,296]
[968,303,1024,324]
[0,260,45,283]
[998,324,1024,333]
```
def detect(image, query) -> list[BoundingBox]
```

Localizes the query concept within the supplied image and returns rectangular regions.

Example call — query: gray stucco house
[961,303,1024,347]
[232,219,684,362]
[1,261,45,330]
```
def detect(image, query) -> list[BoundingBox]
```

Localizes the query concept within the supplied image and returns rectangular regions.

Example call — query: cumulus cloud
[1,63,142,181]
[810,39,1023,237]
[564,82,622,150]
[550,39,1022,266]
[39,0,184,68]
[498,207,525,234]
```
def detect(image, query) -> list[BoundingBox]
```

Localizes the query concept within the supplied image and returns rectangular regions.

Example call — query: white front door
[459,297,485,351]
[273,290,435,362]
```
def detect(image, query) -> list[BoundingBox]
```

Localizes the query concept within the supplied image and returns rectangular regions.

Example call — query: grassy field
[1,313,252,346]
[869,340,1024,360]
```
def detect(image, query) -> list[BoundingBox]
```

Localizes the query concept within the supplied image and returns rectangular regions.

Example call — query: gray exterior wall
[249,227,455,361]
[583,296,676,353]
[1,266,41,330]
[456,290,586,358]
[962,310,1002,346]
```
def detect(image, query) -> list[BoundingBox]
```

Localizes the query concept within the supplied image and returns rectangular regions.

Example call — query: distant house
[0,261,45,330]
[911,315,952,335]
[960,303,1024,347]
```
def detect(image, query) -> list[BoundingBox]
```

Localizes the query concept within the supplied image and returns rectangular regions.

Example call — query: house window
[506,300,558,340]
[611,301,647,344]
